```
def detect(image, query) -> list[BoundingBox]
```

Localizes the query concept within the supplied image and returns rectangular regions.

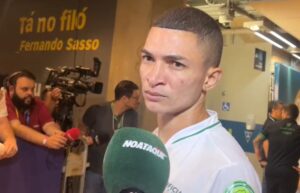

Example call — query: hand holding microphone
[44,128,81,149]
[65,127,81,142]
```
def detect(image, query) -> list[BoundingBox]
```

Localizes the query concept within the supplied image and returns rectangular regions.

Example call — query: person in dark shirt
[82,80,140,193]
[253,104,300,193]
[260,100,284,193]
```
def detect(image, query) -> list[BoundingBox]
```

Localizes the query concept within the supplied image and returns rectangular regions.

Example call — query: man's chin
[145,101,163,113]
[24,98,33,104]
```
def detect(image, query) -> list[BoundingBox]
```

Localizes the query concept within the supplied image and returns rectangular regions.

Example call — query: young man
[0,88,17,160]
[82,80,140,193]
[253,104,300,193]
[139,7,261,193]
[0,70,67,193]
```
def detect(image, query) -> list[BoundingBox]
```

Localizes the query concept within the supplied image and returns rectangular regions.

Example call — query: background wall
[207,40,272,125]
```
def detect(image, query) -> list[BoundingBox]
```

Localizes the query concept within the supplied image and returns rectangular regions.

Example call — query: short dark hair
[153,7,223,67]
[268,100,284,113]
[283,104,299,120]
[114,80,139,100]
[4,70,36,88]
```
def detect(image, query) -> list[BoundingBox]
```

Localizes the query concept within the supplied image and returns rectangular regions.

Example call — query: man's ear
[120,95,129,102]
[8,85,14,95]
[203,67,222,91]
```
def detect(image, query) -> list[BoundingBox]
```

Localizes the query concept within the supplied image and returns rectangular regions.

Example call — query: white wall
[207,38,272,125]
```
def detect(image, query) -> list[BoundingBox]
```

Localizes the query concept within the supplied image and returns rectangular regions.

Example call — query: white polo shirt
[0,88,7,118]
[155,110,261,193]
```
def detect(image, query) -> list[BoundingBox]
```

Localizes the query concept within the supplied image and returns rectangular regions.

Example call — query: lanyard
[111,102,124,131]
[113,114,124,131]
[15,109,31,126]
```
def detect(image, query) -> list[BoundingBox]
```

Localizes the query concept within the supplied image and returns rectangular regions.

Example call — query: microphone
[103,127,170,193]
[65,128,81,141]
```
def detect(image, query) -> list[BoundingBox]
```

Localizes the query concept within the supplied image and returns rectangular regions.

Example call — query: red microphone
[65,128,81,141]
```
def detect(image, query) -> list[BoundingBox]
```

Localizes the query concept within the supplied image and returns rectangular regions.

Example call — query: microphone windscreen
[66,128,81,141]
[103,127,170,193]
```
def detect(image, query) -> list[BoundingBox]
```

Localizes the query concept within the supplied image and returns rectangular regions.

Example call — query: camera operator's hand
[44,133,67,149]
[43,88,62,114]
[50,87,62,102]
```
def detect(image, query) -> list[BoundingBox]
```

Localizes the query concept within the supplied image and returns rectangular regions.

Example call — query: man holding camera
[0,70,67,193]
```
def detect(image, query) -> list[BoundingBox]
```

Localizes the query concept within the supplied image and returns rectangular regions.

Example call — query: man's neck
[157,105,208,143]
[112,100,128,116]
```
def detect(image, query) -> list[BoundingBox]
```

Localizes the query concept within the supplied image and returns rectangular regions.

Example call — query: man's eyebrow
[141,49,152,56]
[141,49,186,61]
[163,55,186,61]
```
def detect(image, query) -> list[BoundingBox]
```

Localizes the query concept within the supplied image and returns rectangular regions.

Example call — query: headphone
[3,70,36,89]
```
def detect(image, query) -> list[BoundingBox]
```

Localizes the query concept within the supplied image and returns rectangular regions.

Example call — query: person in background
[82,80,140,193]
[259,100,284,193]
[0,70,67,193]
[253,104,300,193]
[0,87,17,160]
[139,7,261,193]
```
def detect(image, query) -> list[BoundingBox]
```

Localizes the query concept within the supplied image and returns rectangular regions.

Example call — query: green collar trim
[172,121,221,144]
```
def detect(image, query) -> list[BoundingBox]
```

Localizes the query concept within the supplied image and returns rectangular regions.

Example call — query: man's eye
[170,61,186,69]
[141,55,154,62]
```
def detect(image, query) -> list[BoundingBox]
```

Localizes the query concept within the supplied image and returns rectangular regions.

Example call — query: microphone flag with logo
[103,127,170,193]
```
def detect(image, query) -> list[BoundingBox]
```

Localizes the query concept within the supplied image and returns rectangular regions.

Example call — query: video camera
[45,57,103,107]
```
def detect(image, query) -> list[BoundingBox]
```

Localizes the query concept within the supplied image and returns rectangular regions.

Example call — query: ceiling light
[254,32,284,49]
[292,54,300,60]
[270,31,297,48]
[250,25,260,31]
[243,20,264,31]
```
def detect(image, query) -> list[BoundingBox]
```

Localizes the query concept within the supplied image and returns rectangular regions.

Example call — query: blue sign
[222,102,230,111]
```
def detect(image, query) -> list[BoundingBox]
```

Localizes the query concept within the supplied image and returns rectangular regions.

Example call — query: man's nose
[147,62,165,87]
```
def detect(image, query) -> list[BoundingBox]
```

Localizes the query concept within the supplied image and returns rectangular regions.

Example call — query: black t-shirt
[262,115,276,132]
[262,119,300,170]
[82,102,138,174]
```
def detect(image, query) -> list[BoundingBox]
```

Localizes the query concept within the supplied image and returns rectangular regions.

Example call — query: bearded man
[0,70,67,193]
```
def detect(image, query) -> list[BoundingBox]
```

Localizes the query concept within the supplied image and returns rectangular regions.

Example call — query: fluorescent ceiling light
[292,54,300,60]
[254,32,284,49]
[243,21,264,31]
[270,31,297,48]
[250,25,260,31]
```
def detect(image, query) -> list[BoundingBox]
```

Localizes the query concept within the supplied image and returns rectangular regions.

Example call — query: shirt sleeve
[209,162,261,193]
[6,95,18,121]
[82,105,99,128]
[0,88,7,118]
[36,99,53,127]
[261,123,271,139]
